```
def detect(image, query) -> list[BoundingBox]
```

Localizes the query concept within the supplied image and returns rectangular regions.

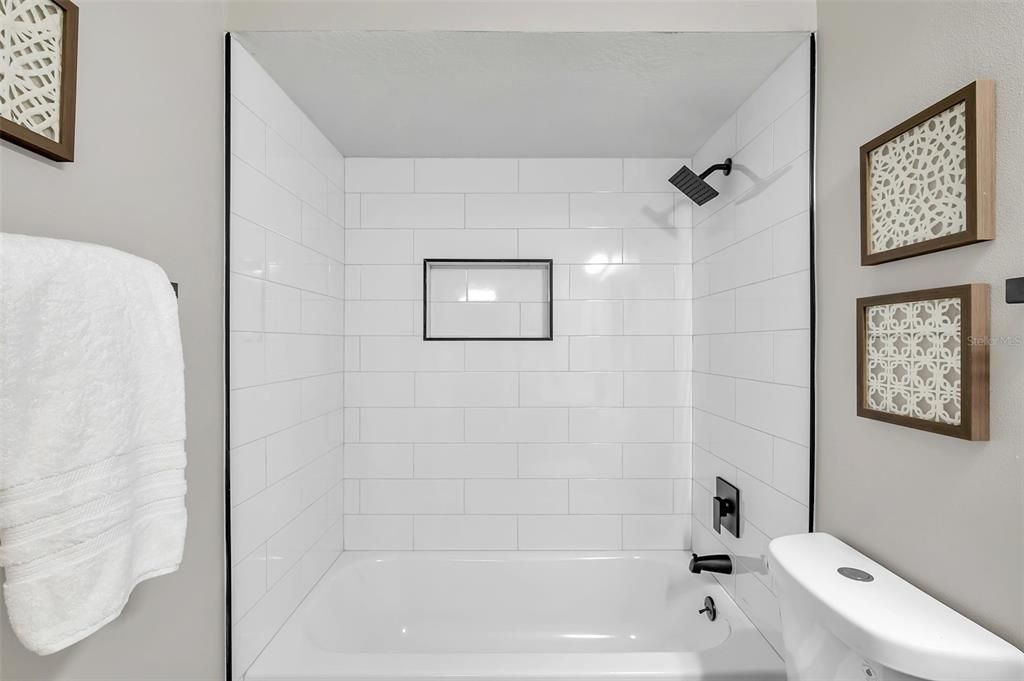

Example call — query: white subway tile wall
[229,37,812,673]
[688,40,812,656]
[228,39,345,678]
[345,156,693,553]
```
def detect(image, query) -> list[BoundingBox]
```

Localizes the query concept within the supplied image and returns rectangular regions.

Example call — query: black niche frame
[423,258,554,341]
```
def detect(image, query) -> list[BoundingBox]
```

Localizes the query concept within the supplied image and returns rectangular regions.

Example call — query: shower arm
[698,158,733,180]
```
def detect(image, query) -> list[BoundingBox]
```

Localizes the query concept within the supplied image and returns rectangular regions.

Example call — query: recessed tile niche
[423,259,553,340]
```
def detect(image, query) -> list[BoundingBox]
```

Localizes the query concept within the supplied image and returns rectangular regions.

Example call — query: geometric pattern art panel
[867,102,967,255]
[0,0,65,142]
[865,297,962,425]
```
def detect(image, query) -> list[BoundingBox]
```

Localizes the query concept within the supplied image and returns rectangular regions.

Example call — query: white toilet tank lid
[768,533,1024,681]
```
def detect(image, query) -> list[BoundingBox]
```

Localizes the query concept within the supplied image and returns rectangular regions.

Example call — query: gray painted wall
[0,2,227,679]
[816,0,1024,649]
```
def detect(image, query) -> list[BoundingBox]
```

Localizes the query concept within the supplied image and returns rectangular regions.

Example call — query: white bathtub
[245,551,784,681]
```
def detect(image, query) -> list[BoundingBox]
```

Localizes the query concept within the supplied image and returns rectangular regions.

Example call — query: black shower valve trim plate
[714,476,740,538]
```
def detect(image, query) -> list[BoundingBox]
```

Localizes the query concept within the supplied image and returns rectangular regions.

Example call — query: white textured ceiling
[237,31,808,157]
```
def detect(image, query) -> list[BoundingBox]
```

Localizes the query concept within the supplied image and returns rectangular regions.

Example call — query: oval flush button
[838,567,874,582]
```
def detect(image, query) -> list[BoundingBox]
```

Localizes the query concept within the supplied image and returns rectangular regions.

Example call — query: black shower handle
[712,496,734,533]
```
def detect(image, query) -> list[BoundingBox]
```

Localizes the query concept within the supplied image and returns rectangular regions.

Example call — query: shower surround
[342,157,695,551]
[229,34,813,679]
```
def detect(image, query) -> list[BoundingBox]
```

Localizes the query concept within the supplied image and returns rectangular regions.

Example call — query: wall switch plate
[714,477,740,538]
[1006,277,1024,304]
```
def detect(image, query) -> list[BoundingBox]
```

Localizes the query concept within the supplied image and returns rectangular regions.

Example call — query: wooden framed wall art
[860,81,995,265]
[856,284,989,441]
[0,0,79,162]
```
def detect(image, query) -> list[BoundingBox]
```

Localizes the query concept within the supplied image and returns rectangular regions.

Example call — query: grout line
[232,451,338,562]
[690,368,810,391]
[690,198,810,264]
[691,440,809,508]
[231,399,343,450]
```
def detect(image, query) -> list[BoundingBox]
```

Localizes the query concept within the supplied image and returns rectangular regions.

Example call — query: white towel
[0,233,187,655]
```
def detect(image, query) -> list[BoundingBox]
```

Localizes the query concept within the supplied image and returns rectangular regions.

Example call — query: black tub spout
[689,553,733,575]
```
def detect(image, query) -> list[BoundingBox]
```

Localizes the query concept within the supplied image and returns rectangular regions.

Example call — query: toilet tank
[768,533,1024,681]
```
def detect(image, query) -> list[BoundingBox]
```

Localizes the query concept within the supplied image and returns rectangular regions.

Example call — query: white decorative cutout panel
[0,0,65,142]
[867,102,967,255]
[865,297,962,425]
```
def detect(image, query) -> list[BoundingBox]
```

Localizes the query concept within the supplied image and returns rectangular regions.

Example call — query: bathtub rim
[244,550,784,681]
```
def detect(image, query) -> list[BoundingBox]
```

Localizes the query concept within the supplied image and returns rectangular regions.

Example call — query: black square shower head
[669,166,719,206]
[668,158,732,206]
